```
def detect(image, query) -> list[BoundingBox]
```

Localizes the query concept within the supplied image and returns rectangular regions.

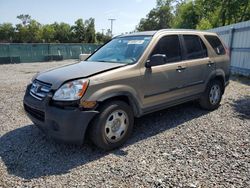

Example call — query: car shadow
[232,95,250,120]
[0,102,209,179]
[230,76,250,86]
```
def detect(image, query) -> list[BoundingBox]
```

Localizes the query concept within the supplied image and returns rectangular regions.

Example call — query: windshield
[87,36,152,64]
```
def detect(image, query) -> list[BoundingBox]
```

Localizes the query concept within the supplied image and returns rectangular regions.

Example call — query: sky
[0,0,156,35]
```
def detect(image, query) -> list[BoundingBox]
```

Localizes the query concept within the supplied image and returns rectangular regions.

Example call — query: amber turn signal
[80,101,97,109]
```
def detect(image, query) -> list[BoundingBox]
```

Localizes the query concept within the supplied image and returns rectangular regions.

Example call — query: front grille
[24,104,45,122]
[30,80,52,100]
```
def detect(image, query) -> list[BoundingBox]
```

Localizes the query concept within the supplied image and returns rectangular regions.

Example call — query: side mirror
[145,54,166,68]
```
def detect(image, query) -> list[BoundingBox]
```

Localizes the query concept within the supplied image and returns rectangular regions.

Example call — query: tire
[89,100,134,150]
[199,79,223,111]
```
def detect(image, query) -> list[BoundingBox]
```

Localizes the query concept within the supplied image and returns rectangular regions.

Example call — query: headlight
[53,79,89,101]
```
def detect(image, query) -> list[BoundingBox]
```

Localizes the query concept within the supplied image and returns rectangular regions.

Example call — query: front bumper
[23,84,98,144]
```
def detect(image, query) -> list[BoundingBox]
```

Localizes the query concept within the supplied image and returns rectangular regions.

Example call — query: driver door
[141,35,188,110]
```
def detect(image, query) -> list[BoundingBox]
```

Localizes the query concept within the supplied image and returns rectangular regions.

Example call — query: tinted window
[205,35,226,55]
[151,35,182,63]
[183,35,208,60]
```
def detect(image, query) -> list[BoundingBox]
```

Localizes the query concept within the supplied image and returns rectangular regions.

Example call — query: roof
[117,29,216,38]
[116,31,157,38]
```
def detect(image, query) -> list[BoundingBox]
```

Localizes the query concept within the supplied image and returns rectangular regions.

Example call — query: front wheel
[199,80,223,110]
[89,101,134,150]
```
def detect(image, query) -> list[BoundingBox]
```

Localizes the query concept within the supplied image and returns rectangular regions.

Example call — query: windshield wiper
[96,60,111,63]
[94,60,126,64]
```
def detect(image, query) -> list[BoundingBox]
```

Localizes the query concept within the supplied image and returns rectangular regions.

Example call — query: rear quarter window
[205,35,226,55]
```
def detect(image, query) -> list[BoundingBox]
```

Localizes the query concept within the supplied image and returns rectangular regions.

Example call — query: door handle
[207,61,215,67]
[176,66,186,72]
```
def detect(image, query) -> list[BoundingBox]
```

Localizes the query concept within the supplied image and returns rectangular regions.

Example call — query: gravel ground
[0,60,249,187]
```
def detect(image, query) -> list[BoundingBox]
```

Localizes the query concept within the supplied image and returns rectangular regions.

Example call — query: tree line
[137,0,250,31]
[0,14,111,43]
[1,0,249,43]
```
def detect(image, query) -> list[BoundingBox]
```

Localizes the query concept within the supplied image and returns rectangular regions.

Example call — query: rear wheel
[199,80,223,110]
[89,101,134,150]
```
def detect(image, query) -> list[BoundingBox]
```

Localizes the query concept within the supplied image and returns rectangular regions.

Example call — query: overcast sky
[0,0,156,35]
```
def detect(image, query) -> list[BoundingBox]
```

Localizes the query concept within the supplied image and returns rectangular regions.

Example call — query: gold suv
[24,29,230,150]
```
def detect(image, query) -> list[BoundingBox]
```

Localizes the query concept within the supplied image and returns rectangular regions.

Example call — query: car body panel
[36,61,125,89]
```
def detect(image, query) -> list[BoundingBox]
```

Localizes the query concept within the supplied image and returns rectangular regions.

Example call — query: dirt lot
[0,60,249,187]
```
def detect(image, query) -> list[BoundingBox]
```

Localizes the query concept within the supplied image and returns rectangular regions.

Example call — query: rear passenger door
[180,34,214,95]
[204,35,230,82]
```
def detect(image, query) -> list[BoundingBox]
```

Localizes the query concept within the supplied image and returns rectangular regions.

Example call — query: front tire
[199,80,223,110]
[89,101,134,150]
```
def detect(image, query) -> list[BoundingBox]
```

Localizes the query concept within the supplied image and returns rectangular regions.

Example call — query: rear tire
[89,100,134,150]
[199,80,223,110]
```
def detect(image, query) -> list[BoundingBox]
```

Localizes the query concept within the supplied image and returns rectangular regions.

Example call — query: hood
[35,61,125,89]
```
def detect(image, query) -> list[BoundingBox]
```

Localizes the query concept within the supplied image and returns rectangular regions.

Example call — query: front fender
[85,85,143,117]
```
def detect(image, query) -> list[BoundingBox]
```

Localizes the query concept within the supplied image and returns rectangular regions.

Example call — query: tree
[156,0,171,7]
[85,18,96,43]
[15,24,28,42]
[41,24,55,43]
[27,20,42,42]
[196,18,213,30]
[17,14,31,26]
[137,0,173,31]
[137,0,250,31]
[96,32,111,44]
[71,18,97,43]
[173,1,199,29]
[15,20,42,43]
[0,15,102,43]
[195,0,250,29]
[52,22,72,43]
[106,29,112,37]
[71,19,85,43]
[0,23,15,42]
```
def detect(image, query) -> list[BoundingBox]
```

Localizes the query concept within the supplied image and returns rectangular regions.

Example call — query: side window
[183,35,208,60]
[205,35,226,55]
[151,35,182,63]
